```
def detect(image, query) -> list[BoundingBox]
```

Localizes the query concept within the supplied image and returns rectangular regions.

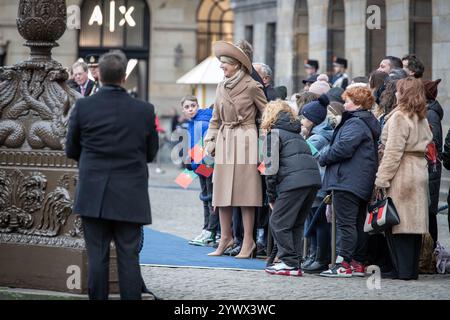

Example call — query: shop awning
[176,56,224,85]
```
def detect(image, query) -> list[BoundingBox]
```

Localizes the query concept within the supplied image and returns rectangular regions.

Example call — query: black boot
[304,246,329,273]
[301,243,316,269]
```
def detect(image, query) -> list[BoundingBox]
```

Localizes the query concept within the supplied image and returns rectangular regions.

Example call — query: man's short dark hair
[385,56,403,69]
[402,54,425,78]
[99,50,128,85]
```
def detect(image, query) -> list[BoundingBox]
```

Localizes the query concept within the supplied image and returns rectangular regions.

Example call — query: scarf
[222,70,245,90]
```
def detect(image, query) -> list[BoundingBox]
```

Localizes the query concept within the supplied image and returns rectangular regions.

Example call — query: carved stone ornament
[17,0,67,61]
[0,0,84,245]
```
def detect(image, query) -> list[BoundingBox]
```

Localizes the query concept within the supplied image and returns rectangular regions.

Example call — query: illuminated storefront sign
[67,1,136,31]
[88,1,136,31]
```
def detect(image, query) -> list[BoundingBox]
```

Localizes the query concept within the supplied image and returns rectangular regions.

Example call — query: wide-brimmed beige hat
[213,41,252,73]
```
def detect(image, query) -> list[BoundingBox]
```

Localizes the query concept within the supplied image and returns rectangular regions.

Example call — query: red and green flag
[175,169,198,189]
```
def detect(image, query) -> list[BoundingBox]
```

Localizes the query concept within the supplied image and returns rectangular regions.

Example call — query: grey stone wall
[232,0,278,64]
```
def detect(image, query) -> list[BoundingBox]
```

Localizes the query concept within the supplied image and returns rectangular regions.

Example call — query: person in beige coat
[204,41,267,258]
[375,77,433,280]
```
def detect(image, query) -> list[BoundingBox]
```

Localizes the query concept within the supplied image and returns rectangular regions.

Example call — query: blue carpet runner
[140,227,266,271]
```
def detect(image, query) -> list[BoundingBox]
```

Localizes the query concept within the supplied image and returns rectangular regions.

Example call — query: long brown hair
[396,77,427,120]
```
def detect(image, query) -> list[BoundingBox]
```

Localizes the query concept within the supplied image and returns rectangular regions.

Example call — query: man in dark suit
[66,50,159,300]
[72,61,95,97]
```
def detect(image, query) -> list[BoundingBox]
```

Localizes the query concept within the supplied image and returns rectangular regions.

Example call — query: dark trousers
[82,217,143,300]
[305,205,331,255]
[270,187,318,267]
[367,234,393,272]
[333,190,368,263]
[428,163,441,247]
[199,175,219,232]
[385,232,422,280]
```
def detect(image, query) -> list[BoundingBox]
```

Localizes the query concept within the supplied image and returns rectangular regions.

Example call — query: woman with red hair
[319,86,381,278]
[375,77,433,280]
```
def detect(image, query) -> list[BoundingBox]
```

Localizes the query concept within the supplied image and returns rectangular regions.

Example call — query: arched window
[410,0,432,79]
[366,0,386,73]
[327,0,345,72]
[78,0,151,100]
[197,0,234,63]
[293,0,309,91]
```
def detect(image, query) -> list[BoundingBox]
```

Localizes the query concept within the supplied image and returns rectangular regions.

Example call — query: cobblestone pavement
[142,163,450,300]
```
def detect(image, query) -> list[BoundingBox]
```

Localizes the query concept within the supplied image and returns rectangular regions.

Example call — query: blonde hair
[220,56,241,68]
[261,100,298,131]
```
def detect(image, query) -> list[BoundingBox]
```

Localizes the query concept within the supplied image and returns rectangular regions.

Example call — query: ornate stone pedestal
[0,0,117,294]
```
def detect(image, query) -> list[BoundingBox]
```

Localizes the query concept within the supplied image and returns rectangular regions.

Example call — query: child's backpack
[435,241,450,274]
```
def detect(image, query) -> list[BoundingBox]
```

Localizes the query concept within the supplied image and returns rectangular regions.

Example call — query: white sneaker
[265,261,303,277]
[189,230,206,244]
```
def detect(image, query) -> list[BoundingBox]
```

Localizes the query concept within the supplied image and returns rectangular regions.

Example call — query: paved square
[142,164,450,300]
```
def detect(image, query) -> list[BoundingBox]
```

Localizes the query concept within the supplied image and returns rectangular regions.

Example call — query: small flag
[258,137,264,162]
[258,162,266,174]
[175,169,198,189]
[306,140,318,157]
[195,164,214,178]
[189,144,205,164]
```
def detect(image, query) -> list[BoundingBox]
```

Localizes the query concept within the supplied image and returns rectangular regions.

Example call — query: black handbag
[364,190,400,234]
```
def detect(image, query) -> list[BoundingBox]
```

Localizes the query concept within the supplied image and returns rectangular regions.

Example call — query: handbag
[364,189,400,234]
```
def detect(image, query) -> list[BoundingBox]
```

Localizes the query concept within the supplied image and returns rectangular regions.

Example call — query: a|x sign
[119,5,136,27]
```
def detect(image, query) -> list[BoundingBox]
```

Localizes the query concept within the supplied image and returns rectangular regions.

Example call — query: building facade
[233,0,449,124]
[0,0,234,118]
[0,0,449,125]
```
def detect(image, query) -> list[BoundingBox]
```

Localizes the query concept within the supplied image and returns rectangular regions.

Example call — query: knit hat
[317,74,329,82]
[422,79,441,101]
[327,87,345,104]
[274,86,288,100]
[309,76,330,95]
[302,94,330,125]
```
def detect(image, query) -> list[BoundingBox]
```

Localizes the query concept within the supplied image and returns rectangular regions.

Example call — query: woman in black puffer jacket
[261,100,321,276]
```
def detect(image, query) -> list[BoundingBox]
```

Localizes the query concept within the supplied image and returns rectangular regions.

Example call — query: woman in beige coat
[205,41,267,258]
[375,77,433,280]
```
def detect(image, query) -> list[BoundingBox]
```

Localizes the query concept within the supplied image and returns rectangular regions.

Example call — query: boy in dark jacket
[181,96,219,247]
[261,100,321,276]
[319,86,381,278]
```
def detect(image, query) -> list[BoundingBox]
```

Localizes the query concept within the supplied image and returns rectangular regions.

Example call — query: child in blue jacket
[181,95,219,246]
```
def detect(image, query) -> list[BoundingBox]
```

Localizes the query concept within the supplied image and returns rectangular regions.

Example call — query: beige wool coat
[204,73,267,207]
[375,108,433,234]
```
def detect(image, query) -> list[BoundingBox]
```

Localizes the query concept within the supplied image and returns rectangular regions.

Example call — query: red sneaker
[350,260,366,277]
[319,261,352,278]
